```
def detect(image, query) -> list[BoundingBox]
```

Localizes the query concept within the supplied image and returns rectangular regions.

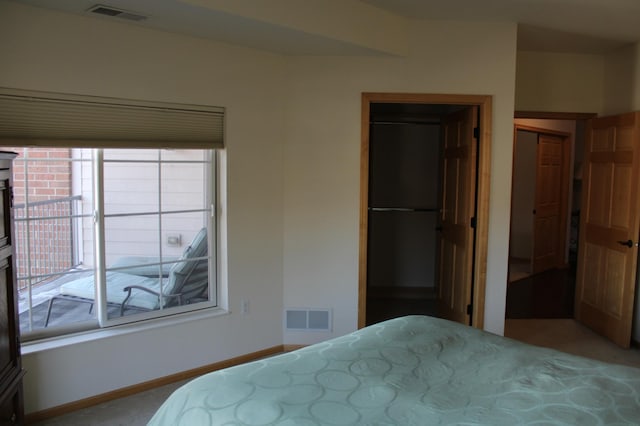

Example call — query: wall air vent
[87,5,148,21]
[285,308,331,331]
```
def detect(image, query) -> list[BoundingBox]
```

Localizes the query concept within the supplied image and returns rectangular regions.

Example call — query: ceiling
[8,0,640,55]
[364,0,640,54]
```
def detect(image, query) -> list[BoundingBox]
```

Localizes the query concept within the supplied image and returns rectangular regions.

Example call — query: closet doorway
[358,93,492,330]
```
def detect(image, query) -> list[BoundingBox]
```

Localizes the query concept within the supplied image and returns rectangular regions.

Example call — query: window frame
[15,147,221,341]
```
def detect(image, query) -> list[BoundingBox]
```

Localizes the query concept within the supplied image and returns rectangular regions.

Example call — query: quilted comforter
[148,315,640,425]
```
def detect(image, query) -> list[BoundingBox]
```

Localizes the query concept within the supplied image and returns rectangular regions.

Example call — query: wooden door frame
[515,111,597,120]
[358,93,492,330]
[512,124,572,272]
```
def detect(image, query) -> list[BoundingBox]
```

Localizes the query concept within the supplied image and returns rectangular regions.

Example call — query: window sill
[21,307,230,355]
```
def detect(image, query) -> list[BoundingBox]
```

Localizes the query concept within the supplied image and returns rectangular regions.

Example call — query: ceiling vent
[87,5,148,21]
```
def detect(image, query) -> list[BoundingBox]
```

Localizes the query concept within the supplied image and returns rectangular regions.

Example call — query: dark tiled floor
[506,267,575,319]
[366,266,575,325]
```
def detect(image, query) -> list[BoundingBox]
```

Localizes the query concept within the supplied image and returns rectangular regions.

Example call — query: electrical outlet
[167,234,182,246]
[240,299,249,314]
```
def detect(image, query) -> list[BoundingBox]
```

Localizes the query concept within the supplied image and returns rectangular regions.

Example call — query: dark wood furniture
[0,152,24,425]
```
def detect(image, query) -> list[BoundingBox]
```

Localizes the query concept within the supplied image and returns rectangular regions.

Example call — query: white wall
[0,2,285,413]
[516,51,605,113]
[282,20,518,344]
[602,44,638,115]
[603,42,640,115]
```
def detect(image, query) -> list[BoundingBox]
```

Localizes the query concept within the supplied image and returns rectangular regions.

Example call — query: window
[0,88,225,341]
[15,147,218,340]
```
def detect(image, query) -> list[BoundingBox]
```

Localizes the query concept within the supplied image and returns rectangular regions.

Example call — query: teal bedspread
[148,315,640,425]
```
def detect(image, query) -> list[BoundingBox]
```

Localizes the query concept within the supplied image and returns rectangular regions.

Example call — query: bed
[148,315,640,425]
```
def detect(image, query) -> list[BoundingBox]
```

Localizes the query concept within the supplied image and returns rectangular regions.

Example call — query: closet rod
[369,207,440,212]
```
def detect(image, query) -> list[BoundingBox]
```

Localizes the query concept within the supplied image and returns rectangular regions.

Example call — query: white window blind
[0,88,224,149]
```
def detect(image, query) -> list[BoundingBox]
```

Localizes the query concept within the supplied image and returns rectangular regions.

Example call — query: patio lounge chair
[44,227,209,326]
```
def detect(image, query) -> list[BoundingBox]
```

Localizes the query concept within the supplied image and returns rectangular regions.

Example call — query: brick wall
[7,147,75,288]
[11,147,71,204]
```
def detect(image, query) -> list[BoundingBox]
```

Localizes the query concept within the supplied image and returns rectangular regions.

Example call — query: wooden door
[575,112,640,348]
[438,107,477,324]
[532,134,565,274]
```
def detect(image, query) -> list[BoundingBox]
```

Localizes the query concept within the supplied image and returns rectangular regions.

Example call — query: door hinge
[473,127,480,139]
[466,304,473,316]
[470,217,476,228]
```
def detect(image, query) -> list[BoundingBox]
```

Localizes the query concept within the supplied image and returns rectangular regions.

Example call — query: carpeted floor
[30,379,191,426]
[505,318,640,369]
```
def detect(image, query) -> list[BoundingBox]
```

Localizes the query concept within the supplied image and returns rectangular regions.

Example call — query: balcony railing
[13,195,83,291]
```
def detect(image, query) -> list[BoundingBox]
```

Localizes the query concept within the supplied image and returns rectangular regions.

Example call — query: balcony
[14,195,89,332]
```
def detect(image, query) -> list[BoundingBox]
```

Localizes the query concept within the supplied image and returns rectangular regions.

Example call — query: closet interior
[365,103,468,325]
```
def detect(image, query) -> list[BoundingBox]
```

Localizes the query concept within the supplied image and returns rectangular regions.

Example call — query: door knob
[617,240,635,248]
